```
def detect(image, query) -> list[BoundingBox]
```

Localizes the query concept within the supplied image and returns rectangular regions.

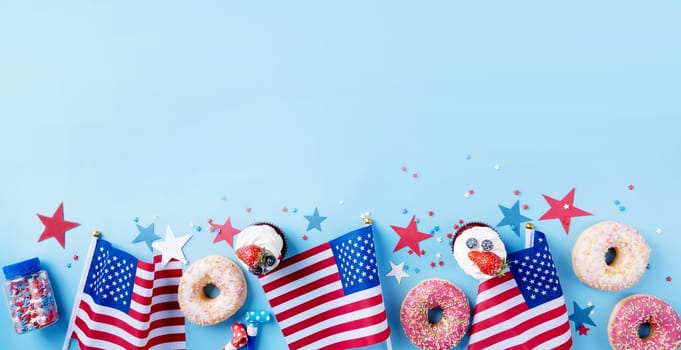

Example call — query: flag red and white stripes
[64,238,186,350]
[259,226,390,350]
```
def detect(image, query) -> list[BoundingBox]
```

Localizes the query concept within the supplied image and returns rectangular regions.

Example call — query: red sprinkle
[438,261,444,266]
[412,173,418,178]
[468,189,475,195]
[73,255,78,261]
[430,262,436,268]
[428,210,434,217]
[666,276,672,282]
[245,207,252,213]
[420,249,425,255]
[282,207,288,213]
[453,224,460,230]
[628,184,635,191]
[514,189,521,196]
[458,219,464,224]
[302,235,308,240]
[446,233,453,239]
[401,166,407,172]
[522,204,529,210]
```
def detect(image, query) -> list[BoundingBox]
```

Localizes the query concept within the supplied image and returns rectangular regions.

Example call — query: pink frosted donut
[400,279,470,350]
[572,221,650,291]
[608,294,681,350]
[178,255,246,326]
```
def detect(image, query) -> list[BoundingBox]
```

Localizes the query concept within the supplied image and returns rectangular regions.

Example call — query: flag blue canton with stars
[329,226,380,295]
[83,239,138,313]
[507,231,564,308]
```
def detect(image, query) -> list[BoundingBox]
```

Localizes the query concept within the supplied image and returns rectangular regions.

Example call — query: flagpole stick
[62,231,101,350]
[524,223,535,249]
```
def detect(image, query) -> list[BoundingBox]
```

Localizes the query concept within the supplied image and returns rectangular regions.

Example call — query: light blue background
[1,1,680,349]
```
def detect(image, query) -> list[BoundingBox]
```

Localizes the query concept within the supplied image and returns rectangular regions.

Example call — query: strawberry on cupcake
[451,222,508,280]
[235,223,287,276]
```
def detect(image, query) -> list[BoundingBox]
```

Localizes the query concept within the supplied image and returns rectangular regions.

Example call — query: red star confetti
[628,184,635,191]
[428,210,434,217]
[208,217,240,247]
[401,165,407,172]
[666,276,672,282]
[390,215,431,257]
[37,202,80,249]
[412,173,418,179]
[539,188,592,234]
[245,207,252,213]
[514,189,521,196]
[578,324,590,336]
[302,234,308,240]
[522,204,529,210]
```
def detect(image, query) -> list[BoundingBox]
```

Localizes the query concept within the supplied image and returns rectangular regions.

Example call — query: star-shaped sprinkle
[152,225,192,265]
[666,276,672,282]
[304,207,327,232]
[497,200,532,236]
[132,223,160,252]
[37,202,80,249]
[568,301,596,331]
[390,215,431,257]
[208,217,240,247]
[578,324,590,336]
[539,188,592,234]
[385,261,410,284]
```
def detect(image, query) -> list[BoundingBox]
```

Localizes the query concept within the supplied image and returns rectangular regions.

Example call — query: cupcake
[451,222,507,280]
[235,223,287,275]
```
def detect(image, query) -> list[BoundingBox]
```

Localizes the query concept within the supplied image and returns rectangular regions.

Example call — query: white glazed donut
[178,255,246,325]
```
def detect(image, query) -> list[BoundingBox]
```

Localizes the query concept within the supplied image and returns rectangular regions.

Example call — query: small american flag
[259,225,390,350]
[468,231,572,350]
[63,238,186,350]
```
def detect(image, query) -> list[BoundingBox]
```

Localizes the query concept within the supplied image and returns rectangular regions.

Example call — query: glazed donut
[608,294,681,350]
[178,255,246,326]
[572,221,650,291]
[400,279,470,350]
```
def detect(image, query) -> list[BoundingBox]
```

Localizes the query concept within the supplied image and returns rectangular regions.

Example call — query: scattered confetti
[435,252,442,259]
[302,235,308,240]
[464,192,470,198]
[428,210,434,217]
[522,204,529,210]
[468,189,475,195]
[221,195,227,201]
[72,255,78,261]
[539,188,592,235]
[133,217,139,223]
[614,200,621,205]
[618,206,626,212]
[438,261,444,266]
[245,207,252,213]
[494,164,501,171]
[514,189,521,196]
[453,224,460,230]
[402,208,408,214]
[292,208,298,213]
[568,301,596,331]
[386,261,410,283]
[401,166,407,172]
[283,207,288,213]
[413,267,421,273]
[430,262,436,268]
[578,324,590,336]
[132,223,161,252]
[465,154,472,160]
[194,226,202,232]
[208,217,240,247]
[338,200,344,205]
[458,219,464,224]
[36,202,80,249]
[412,173,418,179]
[151,215,158,221]
[446,233,453,239]
[403,264,409,271]
[66,263,72,269]
[436,237,443,243]
[656,227,663,234]
[628,184,635,191]
[304,207,327,231]
[666,276,672,282]
[497,200,532,236]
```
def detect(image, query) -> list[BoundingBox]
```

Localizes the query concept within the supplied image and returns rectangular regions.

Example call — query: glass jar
[2,257,59,334]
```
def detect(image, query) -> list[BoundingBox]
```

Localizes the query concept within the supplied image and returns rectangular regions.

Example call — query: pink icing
[400,279,470,350]
[609,295,681,350]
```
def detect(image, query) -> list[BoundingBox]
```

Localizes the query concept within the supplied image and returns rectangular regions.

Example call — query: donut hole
[637,322,653,339]
[203,283,221,299]
[427,306,444,324]
[604,247,617,266]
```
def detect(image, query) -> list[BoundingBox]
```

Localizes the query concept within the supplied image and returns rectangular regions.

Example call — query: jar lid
[2,257,41,280]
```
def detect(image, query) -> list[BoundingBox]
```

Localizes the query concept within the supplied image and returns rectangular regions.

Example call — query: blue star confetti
[304,207,327,232]
[568,301,596,331]
[132,223,161,252]
[497,200,532,236]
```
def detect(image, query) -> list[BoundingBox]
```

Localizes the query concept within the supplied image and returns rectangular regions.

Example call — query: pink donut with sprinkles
[608,294,681,350]
[400,279,470,350]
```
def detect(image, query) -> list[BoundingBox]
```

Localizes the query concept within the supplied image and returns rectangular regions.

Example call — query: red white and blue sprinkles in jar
[2,257,59,334]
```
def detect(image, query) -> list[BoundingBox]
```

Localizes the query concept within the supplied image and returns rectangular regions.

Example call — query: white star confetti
[386,261,410,284]
[152,225,192,265]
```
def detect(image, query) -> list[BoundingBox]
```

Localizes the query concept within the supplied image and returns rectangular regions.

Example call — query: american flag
[63,238,186,350]
[259,225,390,350]
[468,231,572,350]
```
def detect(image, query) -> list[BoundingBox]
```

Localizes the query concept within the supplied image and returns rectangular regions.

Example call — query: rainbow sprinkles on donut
[452,222,573,350]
